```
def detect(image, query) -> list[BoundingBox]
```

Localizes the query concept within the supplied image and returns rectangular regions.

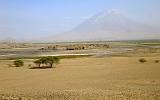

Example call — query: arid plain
[0,41,160,100]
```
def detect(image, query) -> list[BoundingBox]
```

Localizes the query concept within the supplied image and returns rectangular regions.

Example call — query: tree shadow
[29,66,54,69]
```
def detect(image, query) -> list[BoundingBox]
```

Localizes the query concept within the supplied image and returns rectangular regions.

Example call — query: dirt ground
[0,56,160,100]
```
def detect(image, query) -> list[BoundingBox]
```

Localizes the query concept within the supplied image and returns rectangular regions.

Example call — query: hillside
[50,10,160,42]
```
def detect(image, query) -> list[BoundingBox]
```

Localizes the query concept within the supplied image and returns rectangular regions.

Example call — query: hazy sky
[0,0,160,40]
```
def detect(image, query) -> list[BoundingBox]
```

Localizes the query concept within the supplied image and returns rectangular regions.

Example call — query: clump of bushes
[139,58,147,63]
[14,59,24,67]
[155,60,159,63]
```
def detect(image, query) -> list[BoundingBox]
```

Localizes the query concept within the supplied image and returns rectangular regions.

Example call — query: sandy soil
[0,56,160,100]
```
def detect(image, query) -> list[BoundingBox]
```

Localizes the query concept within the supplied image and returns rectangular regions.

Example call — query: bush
[28,64,32,67]
[14,59,24,67]
[139,58,147,63]
[155,60,159,63]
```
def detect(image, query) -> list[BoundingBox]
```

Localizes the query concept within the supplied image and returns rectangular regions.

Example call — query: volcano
[51,10,160,42]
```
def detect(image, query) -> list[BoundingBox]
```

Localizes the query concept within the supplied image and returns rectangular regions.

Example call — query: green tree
[34,59,42,67]
[34,56,60,68]
[14,59,24,67]
[34,57,48,67]
[40,57,48,65]
[46,56,60,68]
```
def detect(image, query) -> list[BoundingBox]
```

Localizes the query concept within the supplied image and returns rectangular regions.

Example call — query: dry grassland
[0,55,160,99]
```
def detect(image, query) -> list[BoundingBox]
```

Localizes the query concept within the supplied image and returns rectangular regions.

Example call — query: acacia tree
[46,56,60,68]
[34,59,42,67]
[34,57,48,67]
[34,56,60,68]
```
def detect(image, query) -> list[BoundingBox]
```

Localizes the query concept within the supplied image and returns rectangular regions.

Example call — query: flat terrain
[0,56,160,100]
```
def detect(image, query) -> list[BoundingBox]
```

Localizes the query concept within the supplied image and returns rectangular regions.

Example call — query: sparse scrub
[139,58,147,63]
[14,59,24,67]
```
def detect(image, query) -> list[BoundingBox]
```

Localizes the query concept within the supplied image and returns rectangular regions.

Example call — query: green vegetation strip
[140,43,160,46]
[0,55,92,60]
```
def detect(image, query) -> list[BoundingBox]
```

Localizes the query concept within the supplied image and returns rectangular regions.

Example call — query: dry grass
[0,56,160,99]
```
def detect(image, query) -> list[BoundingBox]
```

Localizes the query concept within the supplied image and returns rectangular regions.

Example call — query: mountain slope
[51,10,160,42]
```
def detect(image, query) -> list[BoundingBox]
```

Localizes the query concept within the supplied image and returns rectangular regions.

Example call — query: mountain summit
[51,10,160,42]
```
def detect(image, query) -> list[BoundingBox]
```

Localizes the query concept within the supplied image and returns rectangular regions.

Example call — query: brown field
[0,54,160,99]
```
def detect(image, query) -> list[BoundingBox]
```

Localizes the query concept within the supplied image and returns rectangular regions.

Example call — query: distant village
[40,44,110,51]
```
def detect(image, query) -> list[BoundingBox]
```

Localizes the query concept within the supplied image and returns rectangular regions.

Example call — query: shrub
[139,58,147,63]
[14,59,24,67]
[28,64,32,67]
[155,60,159,63]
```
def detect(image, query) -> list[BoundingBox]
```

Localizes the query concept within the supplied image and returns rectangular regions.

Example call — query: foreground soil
[0,56,160,100]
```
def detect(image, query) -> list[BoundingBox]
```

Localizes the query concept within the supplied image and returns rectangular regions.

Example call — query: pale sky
[0,0,160,40]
